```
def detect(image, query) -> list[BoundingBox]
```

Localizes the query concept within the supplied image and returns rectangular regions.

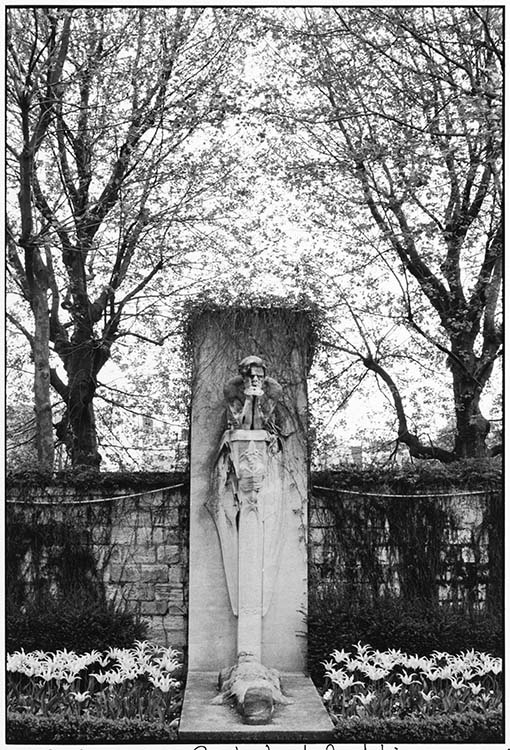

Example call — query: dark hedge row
[333,708,503,743]
[7,708,502,744]
[308,589,503,685]
[6,469,188,492]
[6,712,178,743]
[6,593,147,654]
[313,456,502,492]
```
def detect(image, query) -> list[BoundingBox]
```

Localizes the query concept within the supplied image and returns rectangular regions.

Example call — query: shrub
[307,586,502,685]
[333,708,503,743]
[6,712,178,743]
[6,591,147,653]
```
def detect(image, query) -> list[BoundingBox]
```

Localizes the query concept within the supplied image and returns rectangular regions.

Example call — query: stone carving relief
[206,355,292,723]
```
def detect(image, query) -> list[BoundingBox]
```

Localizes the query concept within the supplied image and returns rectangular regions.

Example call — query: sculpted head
[239,355,266,393]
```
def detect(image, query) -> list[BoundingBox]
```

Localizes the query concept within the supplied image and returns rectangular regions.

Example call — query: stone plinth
[187,308,314,673]
[179,671,334,742]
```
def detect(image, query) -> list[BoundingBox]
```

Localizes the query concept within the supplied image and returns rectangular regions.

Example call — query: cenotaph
[179,307,334,741]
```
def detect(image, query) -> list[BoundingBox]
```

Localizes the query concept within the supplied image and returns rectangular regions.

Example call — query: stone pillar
[233,433,265,662]
[187,307,314,673]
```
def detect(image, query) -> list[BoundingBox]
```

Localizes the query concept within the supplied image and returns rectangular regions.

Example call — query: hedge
[8,708,502,744]
[6,469,188,493]
[313,456,502,492]
[6,712,179,743]
[333,708,503,743]
[6,592,147,654]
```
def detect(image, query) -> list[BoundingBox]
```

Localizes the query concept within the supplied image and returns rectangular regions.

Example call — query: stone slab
[179,671,335,742]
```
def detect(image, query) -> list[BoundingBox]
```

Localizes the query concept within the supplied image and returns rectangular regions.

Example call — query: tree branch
[362,353,456,462]
[6,311,34,347]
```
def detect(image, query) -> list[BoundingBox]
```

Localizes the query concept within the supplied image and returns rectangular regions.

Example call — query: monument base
[179,671,335,742]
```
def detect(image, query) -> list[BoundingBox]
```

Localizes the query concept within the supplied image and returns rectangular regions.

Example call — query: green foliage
[6,713,178,743]
[313,458,502,492]
[6,592,147,653]
[307,588,502,686]
[6,469,188,492]
[182,300,323,376]
[333,708,502,743]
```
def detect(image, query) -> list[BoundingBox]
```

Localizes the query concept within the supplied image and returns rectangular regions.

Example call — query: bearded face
[243,365,265,397]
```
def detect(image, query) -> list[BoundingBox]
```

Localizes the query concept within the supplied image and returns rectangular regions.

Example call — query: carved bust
[223,356,283,431]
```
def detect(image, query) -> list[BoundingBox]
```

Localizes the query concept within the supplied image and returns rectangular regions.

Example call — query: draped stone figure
[206,355,292,723]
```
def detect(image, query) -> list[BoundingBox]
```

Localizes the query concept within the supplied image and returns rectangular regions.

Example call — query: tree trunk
[66,342,102,469]
[451,370,490,459]
[32,275,55,472]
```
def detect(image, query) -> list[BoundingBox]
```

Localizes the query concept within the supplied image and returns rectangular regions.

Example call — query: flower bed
[7,639,503,742]
[7,640,182,724]
[322,642,502,741]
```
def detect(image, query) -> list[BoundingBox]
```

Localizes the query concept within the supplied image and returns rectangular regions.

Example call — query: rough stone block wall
[98,490,187,647]
[7,482,188,649]
[309,489,501,611]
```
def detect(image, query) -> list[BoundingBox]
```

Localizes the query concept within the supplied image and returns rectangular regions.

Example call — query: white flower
[437,665,454,680]
[385,648,403,661]
[134,640,154,651]
[332,649,351,663]
[469,683,484,695]
[355,691,376,706]
[38,666,57,682]
[70,691,91,703]
[86,650,103,663]
[398,672,419,686]
[420,690,438,703]
[345,658,363,672]
[322,659,336,674]
[353,642,373,659]
[431,650,449,660]
[449,677,466,690]
[105,670,124,685]
[150,674,178,693]
[90,673,109,684]
[330,671,364,690]
[423,668,442,682]
[385,681,402,695]
[460,669,476,681]
[490,659,502,675]
[118,667,139,680]
[323,689,333,702]
[405,654,425,670]
[361,664,389,681]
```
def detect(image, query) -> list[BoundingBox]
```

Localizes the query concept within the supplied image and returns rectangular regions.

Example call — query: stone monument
[179,307,334,741]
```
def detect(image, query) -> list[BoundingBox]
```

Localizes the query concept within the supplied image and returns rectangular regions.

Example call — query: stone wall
[309,487,502,612]
[6,476,502,650]
[6,480,188,648]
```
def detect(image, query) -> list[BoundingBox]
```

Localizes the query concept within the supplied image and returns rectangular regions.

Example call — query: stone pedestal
[180,671,335,742]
